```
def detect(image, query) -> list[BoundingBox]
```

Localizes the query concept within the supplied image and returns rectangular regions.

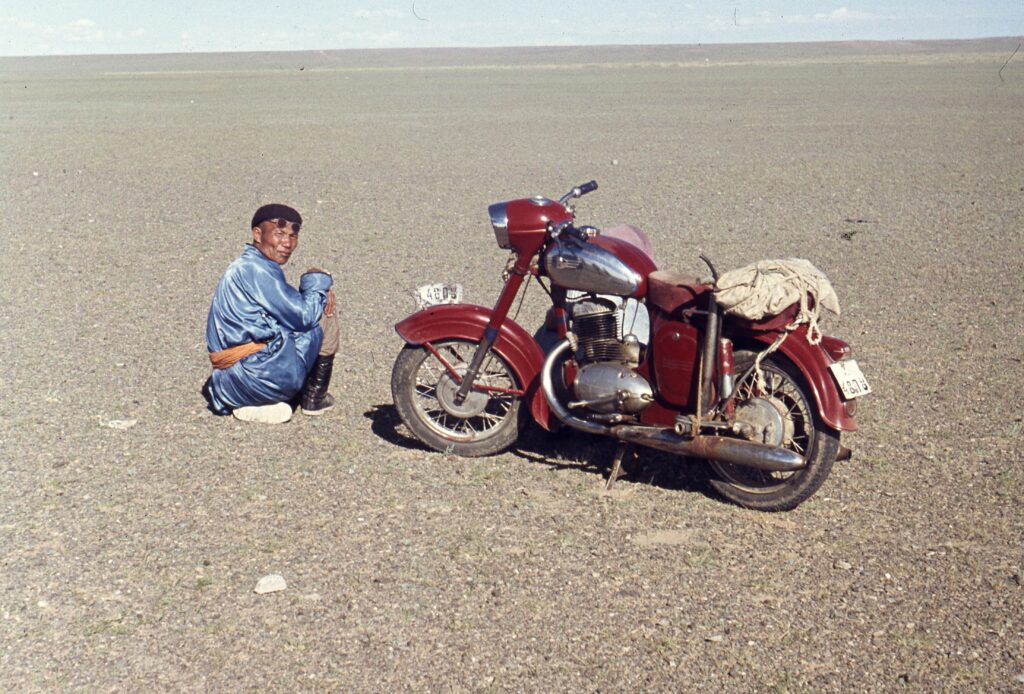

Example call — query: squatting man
[203,204,339,424]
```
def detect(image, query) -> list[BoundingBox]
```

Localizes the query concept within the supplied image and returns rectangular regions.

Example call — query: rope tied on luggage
[713,258,841,392]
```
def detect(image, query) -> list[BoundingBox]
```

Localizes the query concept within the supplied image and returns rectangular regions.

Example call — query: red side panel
[394,304,555,431]
[647,318,702,408]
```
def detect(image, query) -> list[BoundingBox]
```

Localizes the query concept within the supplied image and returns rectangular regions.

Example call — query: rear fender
[747,328,858,432]
[395,304,554,431]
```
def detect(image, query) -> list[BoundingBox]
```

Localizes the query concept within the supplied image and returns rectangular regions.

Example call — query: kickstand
[606,442,634,490]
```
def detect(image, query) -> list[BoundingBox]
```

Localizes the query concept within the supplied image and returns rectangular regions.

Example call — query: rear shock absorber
[719,337,736,416]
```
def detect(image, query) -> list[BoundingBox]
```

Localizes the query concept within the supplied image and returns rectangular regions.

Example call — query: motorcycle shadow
[512,425,713,495]
[364,403,715,497]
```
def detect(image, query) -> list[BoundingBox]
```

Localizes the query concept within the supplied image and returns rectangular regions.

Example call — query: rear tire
[391,340,525,457]
[708,349,839,511]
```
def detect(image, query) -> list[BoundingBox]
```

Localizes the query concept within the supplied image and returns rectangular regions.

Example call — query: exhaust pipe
[542,338,805,473]
[612,425,807,472]
[541,339,613,436]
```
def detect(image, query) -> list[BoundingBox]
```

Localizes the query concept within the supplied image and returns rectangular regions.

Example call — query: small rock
[834,559,853,570]
[254,574,287,594]
[705,634,724,643]
[101,418,138,430]
[611,159,619,165]
[1015,673,1024,684]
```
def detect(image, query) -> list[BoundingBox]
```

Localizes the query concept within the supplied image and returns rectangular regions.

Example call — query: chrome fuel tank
[543,239,644,297]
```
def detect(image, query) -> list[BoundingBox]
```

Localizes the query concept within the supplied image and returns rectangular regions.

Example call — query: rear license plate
[415,283,463,309]
[829,359,872,399]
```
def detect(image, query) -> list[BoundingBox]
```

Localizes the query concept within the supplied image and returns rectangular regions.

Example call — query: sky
[0,1,1021,57]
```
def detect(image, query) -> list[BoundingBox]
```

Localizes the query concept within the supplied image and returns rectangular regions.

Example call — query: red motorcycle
[391,181,869,510]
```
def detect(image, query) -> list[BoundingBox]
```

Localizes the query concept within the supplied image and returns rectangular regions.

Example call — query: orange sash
[209,342,267,370]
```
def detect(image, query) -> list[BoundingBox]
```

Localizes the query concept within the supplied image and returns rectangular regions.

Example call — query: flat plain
[1,38,1022,691]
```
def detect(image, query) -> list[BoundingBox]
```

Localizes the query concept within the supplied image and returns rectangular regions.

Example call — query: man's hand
[325,289,336,317]
[305,266,331,276]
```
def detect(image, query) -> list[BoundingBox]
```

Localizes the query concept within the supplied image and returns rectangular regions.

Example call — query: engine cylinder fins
[572,308,630,363]
[573,307,619,338]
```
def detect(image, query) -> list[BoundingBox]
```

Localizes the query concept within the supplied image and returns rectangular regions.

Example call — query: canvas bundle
[713,258,840,345]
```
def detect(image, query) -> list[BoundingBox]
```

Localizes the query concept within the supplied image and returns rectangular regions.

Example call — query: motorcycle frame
[396,216,857,437]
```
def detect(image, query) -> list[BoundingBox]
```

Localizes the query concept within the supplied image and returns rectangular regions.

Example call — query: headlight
[488,202,509,249]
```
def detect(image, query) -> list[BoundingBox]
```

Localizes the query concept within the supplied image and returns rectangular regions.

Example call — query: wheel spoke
[406,339,521,442]
[479,411,503,425]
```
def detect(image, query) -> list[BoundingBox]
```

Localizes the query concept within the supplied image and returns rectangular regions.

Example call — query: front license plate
[829,359,872,399]
[415,282,463,309]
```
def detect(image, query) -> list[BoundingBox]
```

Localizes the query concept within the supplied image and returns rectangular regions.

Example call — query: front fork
[452,258,530,404]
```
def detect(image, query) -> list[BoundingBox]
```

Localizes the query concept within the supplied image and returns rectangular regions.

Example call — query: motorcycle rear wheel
[391,340,525,457]
[708,350,839,512]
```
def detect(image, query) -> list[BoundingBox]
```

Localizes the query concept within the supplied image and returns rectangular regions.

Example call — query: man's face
[252,219,300,265]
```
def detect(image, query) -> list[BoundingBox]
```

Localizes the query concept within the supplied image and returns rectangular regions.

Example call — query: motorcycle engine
[569,297,653,415]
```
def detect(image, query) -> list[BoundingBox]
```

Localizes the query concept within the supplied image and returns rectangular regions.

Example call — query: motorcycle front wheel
[708,349,839,512]
[391,339,525,457]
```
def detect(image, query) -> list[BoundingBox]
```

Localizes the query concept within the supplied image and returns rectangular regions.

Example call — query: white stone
[101,419,138,430]
[254,574,287,594]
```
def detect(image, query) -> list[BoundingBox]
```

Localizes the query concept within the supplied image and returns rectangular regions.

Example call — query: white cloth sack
[713,258,840,344]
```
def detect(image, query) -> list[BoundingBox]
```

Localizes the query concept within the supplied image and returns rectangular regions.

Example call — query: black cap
[251,203,302,229]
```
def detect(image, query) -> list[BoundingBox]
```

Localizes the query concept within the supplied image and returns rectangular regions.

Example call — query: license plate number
[829,359,871,399]
[415,283,463,309]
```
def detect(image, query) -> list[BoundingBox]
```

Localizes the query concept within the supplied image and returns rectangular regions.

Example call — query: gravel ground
[1,39,1022,691]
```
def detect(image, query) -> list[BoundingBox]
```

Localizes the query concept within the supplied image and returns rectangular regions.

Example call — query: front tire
[708,349,839,511]
[391,340,525,457]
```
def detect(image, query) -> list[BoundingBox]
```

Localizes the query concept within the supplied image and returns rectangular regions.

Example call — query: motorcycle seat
[646,270,711,315]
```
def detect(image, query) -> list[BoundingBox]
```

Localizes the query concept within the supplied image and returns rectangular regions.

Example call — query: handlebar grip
[578,180,598,196]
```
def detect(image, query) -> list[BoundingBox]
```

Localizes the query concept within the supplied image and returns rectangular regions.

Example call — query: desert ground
[1,38,1022,691]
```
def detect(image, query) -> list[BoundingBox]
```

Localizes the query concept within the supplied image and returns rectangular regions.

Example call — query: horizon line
[1,35,1020,61]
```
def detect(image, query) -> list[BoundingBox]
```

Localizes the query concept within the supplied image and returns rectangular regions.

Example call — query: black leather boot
[300,355,335,415]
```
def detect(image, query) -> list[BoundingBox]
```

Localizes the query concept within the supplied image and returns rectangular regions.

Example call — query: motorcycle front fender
[394,303,556,431]
[749,330,858,433]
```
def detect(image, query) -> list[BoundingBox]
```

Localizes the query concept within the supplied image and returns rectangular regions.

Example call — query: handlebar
[550,221,599,243]
[558,180,598,205]
[546,180,600,241]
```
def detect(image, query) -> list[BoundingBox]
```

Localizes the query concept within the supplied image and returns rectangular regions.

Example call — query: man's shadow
[364,403,714,495]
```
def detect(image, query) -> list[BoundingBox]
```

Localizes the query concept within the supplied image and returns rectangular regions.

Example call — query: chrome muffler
[611,425,807,472]
[541,338,806,473]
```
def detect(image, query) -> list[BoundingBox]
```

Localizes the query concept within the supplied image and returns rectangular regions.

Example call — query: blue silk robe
[205,244,333,414]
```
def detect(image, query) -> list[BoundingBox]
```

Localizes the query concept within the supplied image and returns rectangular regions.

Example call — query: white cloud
[61,18,104,44]
[0,15,39,30]
[733,6,879,28]
[823,7,876,22]
[0,15,112,53]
